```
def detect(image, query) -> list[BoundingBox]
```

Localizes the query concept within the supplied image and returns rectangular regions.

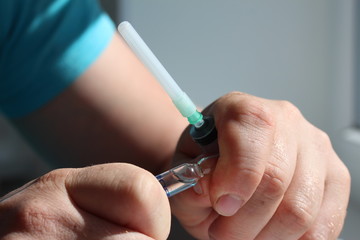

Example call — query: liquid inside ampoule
[156,163,203,197]
[156,154,219,197]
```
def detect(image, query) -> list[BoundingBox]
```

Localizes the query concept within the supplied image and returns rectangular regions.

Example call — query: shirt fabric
[0,0,115,118]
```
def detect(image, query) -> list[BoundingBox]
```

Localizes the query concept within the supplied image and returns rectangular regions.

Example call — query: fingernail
[193,183,203,195]
[215,194,243,216]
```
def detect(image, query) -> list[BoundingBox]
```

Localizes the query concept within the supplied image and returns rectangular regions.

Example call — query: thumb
[65,163,171,240]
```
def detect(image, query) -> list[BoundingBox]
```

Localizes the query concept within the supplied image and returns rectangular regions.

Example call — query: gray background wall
[117,0,360,239]
[0,0,359,239]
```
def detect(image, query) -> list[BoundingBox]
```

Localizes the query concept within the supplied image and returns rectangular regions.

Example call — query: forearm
[11,33,188,173]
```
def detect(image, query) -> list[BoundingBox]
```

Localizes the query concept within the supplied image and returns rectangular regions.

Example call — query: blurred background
[1,0,359,239]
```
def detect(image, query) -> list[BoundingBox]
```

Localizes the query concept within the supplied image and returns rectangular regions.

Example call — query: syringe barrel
[118,21,200,122]
[118,21,181,100]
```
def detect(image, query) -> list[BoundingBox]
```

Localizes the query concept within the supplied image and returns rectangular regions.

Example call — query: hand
[172,92,351,240]
[0,163,170,240]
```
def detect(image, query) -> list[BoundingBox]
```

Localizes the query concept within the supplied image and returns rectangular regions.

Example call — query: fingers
[209,144,297,239]
[208,102,299,239]
[0,169,84,238]
[254,127,331,239]
[210,93,276,216]
[65,163,171,240]
[255,160,325,239]
[172,91,350,240]
[207,94,334,240]
[0,165,167,240]
[299,158,351,240]
[169,156,218,239]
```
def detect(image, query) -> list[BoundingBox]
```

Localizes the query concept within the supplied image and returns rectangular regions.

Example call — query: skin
[0,164,170,240]
[0,32,351,239]
[172,93,351,240]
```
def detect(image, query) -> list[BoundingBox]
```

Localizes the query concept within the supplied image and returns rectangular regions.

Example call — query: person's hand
[0,163,170,240]
[172,92,351,240]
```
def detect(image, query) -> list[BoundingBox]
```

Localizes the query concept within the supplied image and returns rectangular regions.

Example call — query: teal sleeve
[0,0,115,118]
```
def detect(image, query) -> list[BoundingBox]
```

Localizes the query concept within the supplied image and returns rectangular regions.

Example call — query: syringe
[156,155,218,197]
[118,21,218,150]
[118,21,219,196]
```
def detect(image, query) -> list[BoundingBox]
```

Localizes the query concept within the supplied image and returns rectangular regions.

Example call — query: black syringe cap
[189,116,218,146]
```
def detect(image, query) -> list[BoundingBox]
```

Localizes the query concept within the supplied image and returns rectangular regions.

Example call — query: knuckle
[127,167,165,210]
[4,171,77,235]
[127,167,171,239]
[341,165,351,186]
[16,199,54,233]
[331,159,352,188]
[40,168,71,182]
[240,99,275,128]
[279,198,316,231]
[316,129,332,148]
[237,166,264,187]
[300,213,345,240]
[220,91,247,101]
[279,100,302,119]
[259,170,287,200]
[218,92,275,128]
[37,169,72,192]
[14,197,78,236]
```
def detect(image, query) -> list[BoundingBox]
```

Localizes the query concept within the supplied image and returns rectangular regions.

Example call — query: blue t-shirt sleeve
[0,0,115,118]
